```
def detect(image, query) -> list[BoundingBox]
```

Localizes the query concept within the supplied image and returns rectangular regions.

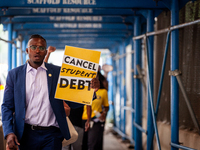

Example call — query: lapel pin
[48,73,52,77]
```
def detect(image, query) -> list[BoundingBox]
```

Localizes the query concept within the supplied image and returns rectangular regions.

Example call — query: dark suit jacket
[1,63,83,141]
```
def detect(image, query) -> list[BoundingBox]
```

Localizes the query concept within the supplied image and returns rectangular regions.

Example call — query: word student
[61,68,96,78]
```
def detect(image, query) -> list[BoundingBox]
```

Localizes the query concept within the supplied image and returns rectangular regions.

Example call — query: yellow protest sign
[55,45,101,105]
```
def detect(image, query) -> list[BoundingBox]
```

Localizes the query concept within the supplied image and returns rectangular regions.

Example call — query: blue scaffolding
[0,0,200,150]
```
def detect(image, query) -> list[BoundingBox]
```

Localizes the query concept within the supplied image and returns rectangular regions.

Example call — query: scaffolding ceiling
[0,0,193,50]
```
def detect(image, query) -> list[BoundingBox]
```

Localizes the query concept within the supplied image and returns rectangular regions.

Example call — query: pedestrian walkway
[0,121,134,150]
[103,132,130,150]
[103,123,134,150]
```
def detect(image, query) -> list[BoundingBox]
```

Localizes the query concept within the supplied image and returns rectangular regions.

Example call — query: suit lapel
[19,64,27,107]
[45,63,53,95]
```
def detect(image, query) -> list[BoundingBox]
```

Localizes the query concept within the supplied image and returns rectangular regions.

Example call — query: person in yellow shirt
[82,69,109,150]
[43,46,99,150]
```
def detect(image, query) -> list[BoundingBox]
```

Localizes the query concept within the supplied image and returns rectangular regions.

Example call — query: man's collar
[26,61,47,72]
[40,62,47,71]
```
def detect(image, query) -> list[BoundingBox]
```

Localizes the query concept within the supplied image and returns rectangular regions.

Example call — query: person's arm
[85,105,91,131]
[44,46,56,63]
[66,78,99,109]
[2,72,20,149]
[63,101,71,116]
[98,89,109,122]
[98,106,109,122]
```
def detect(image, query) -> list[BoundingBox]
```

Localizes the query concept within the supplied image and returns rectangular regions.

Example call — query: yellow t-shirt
[82,89,109,120]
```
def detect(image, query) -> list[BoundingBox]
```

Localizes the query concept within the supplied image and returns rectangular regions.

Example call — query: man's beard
[33,61,43,65]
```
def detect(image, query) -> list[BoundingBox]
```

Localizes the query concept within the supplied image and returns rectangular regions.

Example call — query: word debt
[59,78,91,90]
[64,56,98,71]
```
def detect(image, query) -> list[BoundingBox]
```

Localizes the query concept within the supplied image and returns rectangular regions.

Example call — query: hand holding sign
[90,78,100,92]
[55,46,101,105]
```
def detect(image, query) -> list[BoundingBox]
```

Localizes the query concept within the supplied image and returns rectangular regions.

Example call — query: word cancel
[63,55,98,71]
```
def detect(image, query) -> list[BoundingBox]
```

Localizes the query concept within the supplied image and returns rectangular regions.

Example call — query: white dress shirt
[25,62,59,127]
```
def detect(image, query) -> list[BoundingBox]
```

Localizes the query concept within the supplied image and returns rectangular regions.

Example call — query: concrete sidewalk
[104,132,131,150]
[103,124,134,150]
[0,122,134,150]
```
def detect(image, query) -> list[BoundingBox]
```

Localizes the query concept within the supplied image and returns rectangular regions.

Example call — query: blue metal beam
[155,31,171,115]
[145,30,161,150]
[133,16,142,150]
[122,41,127,140]
[46,40,117,44]
[47,44,118,48]
[46,40,118,43]
[131,27,134,143]
[47,42,117,46]
[0,0,166,8]
[146,10,154,150]
[171,143,197,150]
[22,33,129,38]
[43,37,124,41]
[18,29,132,34]
[10,23,133,30]
[161,0,194,10]
[171,0,179,150]
[115,49,120,129]
[111,48,117,128]
[45,38,123,49]
[0,16,7,23]
[46,43,115,49]
[12,31,17,68]
[119,44,123,133]
[45,38,120,42]
[1,16,134,24]
[22,40,27,64]
[7,23,13,71]
[0,8,136,17]
[53,46,109,49]
[18,31,132,44]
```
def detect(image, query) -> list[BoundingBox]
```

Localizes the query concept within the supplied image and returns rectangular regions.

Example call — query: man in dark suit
[1,34,99,150]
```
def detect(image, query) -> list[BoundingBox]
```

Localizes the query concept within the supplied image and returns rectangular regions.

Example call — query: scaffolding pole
[133,16,142,150]
[133,19,200,40]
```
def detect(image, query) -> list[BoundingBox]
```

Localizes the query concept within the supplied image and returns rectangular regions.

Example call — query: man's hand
[85,120,90,132]
[47,46,56,53]
[6,133,20,150]
[44,46,56,63]
[90,78,100,92]
[98,112,106,122]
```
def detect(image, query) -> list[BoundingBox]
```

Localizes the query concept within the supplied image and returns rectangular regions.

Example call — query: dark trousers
[19,124,64,150]
[88,121,105,150]
[82,120,88,150]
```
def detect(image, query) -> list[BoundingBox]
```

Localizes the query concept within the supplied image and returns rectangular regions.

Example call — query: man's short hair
[29,34,47,46]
